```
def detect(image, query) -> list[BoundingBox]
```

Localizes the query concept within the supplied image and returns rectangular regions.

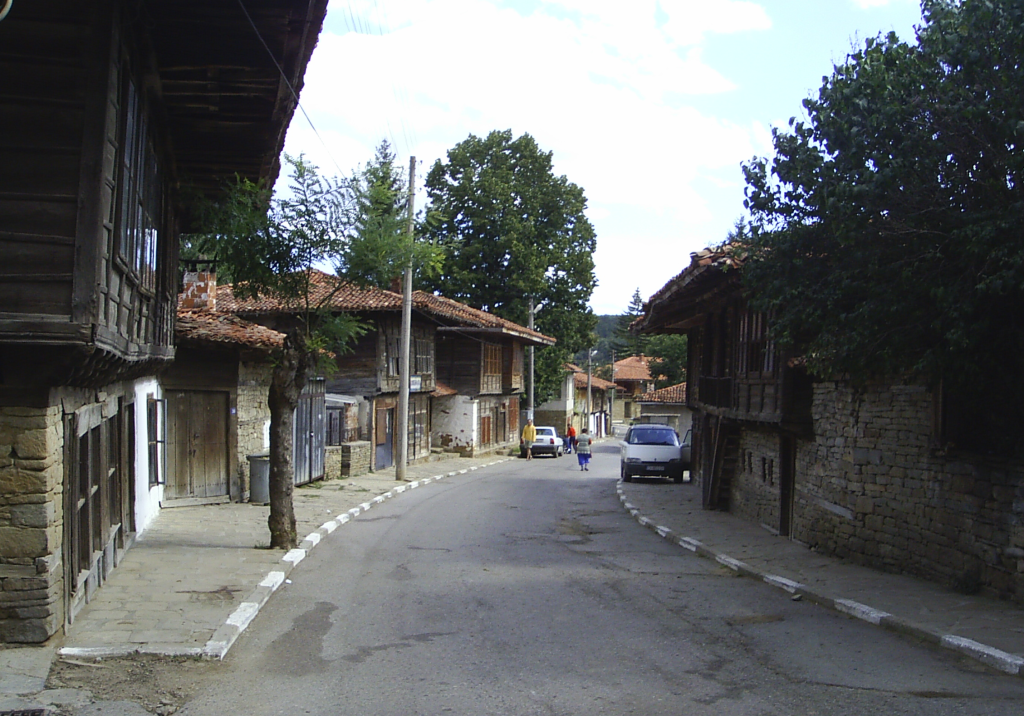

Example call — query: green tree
[742,0,1024,454]
[422,130,598,402]
[340,140,441,289]
[646,334,687,389]
[612,288,648,357]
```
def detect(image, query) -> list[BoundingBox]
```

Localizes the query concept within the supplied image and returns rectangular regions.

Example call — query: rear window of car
[628,428,679,446]
[536,427,556,437]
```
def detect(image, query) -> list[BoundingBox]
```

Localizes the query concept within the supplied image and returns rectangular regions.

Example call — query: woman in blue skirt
[576,428,592,471]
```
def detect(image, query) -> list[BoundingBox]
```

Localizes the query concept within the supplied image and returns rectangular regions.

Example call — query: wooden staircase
[704,418,740,511]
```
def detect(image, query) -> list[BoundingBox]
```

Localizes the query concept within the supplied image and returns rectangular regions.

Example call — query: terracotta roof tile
[573,372,617,391]
[431,381,458,398]
[613,355,653,381]
[639,382,687,403]
[216,270,403,314]
[213,270,553,346]
[176,308,285,350]
[414,292,556,346]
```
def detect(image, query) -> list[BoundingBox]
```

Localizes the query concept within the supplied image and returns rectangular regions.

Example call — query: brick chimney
[180,270,217,310]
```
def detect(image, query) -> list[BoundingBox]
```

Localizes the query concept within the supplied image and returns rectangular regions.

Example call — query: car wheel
[621,464,632,482]
[673,470,684,484]
[520,449,527,459]
[557,447,563,457]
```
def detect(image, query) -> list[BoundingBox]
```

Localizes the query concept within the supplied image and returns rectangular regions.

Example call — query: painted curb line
[615,481,1024,678]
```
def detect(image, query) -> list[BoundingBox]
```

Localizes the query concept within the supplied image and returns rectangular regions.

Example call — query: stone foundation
[0,406,65,642]
[335,441,371,478]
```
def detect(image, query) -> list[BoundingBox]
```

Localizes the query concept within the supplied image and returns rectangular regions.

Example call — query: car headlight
[625,457,641,463]
[668,458,681,463]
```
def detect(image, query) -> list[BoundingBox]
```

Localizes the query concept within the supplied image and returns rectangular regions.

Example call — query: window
[483,344,502,377]
[147,397,166,486]
[414,337,433,375]
[115,76,162,290]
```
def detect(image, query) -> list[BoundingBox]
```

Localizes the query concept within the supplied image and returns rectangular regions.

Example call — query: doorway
[375,407,394,469]
[165,391,229,502]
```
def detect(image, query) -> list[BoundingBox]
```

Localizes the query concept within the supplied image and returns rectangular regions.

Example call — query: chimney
[180,270,217,310]
[389,276,402,294]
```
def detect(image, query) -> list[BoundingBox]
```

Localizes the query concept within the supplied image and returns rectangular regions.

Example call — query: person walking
[521,419,537,460]
[576,427,592,471]
[566,424,577,454]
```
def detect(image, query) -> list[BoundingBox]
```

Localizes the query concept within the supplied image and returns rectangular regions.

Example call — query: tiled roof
[645,243,745,307]
[613,355,653,382]
[176,309,285,350]
[415,292,556,346]
[573,372,617,391]
[213,270,554,346]
[639,383,687,404]
[216,270,403,314]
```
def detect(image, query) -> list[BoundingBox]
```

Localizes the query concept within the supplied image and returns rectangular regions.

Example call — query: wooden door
[165,391,229,501]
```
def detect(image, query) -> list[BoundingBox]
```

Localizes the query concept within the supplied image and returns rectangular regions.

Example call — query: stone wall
[793,380,1024,602]
[236,361,272,497]
[730,427,782,532]
[336,442,371,478]
[0,406,64,642]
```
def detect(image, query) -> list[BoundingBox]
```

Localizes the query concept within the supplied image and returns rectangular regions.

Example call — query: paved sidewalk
[619,476,1024,678]
[56,453,513,661]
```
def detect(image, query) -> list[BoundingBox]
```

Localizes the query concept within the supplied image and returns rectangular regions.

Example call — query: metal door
[294,378,326,485]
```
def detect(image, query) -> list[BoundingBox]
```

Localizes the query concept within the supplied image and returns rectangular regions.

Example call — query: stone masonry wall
[730,427,782,532]
[793,380,1024,602]
[0,406,64,642]
[237,361,272,497]
[332,442,371,478]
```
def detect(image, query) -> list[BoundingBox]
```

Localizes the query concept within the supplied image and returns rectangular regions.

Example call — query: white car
[620,424,690,483]
[520,426,564,458]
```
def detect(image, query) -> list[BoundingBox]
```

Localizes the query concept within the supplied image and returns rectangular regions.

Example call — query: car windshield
[628,428,679,446]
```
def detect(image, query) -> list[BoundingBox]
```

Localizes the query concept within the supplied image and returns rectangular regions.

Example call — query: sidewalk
[618,476,1024,677]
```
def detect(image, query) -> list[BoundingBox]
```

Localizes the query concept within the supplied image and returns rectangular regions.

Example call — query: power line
[236,0,346,177]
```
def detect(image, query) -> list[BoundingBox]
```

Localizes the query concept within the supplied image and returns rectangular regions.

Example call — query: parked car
[521,426,564,458]
[620,424,690,483]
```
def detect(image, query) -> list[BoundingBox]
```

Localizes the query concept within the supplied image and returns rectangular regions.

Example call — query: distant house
[636,244,1024,604]
[424,293,555,456]
[536,364,615,438]
[612,355,656,421]
[0,0,328,642]
[637,383,692,436]
[216,272,555,468]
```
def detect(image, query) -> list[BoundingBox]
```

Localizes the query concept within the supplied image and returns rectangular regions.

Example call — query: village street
[39,444,1017,716]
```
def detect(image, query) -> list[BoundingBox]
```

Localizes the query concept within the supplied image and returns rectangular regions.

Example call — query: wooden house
[422,293,556,456]
[612,355,656,421]
[0,0,328,642]
[637,245,1024,604]
[535,363,614,438]
[217,272,435,472]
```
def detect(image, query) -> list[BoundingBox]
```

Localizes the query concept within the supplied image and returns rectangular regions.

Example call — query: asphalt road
[178,444,1024,716]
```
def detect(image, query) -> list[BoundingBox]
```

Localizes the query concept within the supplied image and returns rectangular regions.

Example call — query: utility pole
[396,156,415,481]
[586,348,593,435]
[610,349,616,437]
[527,296,536,422]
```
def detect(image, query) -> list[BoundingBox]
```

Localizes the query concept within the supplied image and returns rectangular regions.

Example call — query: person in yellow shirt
[521,419,537,460]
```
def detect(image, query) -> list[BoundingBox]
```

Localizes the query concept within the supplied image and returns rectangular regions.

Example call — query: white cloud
[659,0,772,46]
[849,0,915,8]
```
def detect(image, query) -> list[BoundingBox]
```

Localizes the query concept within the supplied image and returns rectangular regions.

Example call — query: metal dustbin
[248,453,270,504]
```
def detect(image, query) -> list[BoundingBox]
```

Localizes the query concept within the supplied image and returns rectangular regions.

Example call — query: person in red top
[566,424,577,454]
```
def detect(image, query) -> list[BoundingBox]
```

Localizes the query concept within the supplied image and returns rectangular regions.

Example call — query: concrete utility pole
[586,348,593,435]
[396,156,415,481]
[527,296,535,422]
[610,349,616,436]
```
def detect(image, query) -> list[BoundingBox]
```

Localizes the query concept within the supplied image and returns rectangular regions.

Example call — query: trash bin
[248,453,270,504]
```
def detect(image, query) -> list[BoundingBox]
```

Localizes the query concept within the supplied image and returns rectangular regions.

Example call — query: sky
[281,0,925,315]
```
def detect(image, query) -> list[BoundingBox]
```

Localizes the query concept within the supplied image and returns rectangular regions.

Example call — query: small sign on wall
[410,375,422,391]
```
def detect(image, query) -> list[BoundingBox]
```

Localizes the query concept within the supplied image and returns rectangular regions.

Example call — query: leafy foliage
[742,0,1024,453]
[422,130,598,403]
[646,334,688,389]
[612,288,649,358]
[339,140,443,290]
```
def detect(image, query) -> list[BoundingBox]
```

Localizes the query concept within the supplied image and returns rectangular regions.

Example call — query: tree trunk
[267,334,314,549]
